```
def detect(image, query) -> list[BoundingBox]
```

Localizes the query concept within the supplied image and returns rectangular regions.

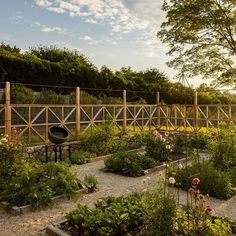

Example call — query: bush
[65,193,143,235]
[70,150,95,165]
[173,161,233,199]
[79,123,115,155]
[208,125,236,170]
[141,178,177,236]
[0,134,82,208]
[36,89,66,104]
[84,175,98,193]
[189,132,209,150]
[11,84,35,104]
[145,132,172,163]
[104,151,156,177]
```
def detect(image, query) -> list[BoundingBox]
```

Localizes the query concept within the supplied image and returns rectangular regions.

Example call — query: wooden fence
[1,82,236,145]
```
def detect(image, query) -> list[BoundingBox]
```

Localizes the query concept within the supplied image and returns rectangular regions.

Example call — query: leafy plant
[145,131,173,163]
[84,175,98,193]
[65,193,143,236]
[70,150,95,165]
[104,151,156,177]
[174,177,232,236]
[0,134,83,208]
[172,161,233,199]
[208,125,236,170]
[141,177,177,236]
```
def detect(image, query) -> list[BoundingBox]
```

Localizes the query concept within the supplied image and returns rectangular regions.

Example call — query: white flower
[162,138,166,142]
[164,132,169,137]
[178,164,183,169]
[169,177,176,185]
[144,170,149,175]
[166,145,171,150]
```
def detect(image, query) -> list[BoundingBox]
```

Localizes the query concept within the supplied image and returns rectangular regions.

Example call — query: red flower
[192,178,200,185]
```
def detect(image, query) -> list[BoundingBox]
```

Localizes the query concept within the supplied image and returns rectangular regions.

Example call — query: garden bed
[0,188,88,215]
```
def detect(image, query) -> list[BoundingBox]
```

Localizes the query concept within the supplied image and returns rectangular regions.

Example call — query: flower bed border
[87,147,146,163]
[0,188,88,215]
[46,219,70,236]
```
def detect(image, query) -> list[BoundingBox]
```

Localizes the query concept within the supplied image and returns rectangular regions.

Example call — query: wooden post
[156,92,160,128]
[76,87,80,139]
[5,82,11,137]
[123,90,127,129]
[194,90,198,131]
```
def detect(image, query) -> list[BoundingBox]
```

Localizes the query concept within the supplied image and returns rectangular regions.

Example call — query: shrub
[36,89,66,104]
[84,175,98,193]
[189,132,209,150]
[208,125,236,170]
[79,122,115,155]
[169,133,188,154]
[145,132,172,163]
[0,134,82,208]
[70,150,95,165]
[11,84,35,104]
[141,178,177,236]
[104,151,156,177]
[172,161,232,199]
[174,177,232,236]
[65,193,143,236]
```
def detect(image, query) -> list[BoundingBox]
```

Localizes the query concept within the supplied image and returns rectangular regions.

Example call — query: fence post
[5,81,11,137]
[194,90,198,131]
[76,87,80,139]
[156,92,160,128]
[123,90,127,129]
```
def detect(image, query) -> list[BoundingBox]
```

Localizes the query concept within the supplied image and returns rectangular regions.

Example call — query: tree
[158,0,236,86]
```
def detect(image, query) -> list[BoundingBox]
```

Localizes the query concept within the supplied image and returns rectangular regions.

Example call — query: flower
[164,131,169,137]
[206,206,214,214]
[169,177,176,184]
[199,194,206,201]
[178,164,183,169]
[166,145,171,150]
[144,170,149,175]
[188,187,195,194]
[192,178,200,185]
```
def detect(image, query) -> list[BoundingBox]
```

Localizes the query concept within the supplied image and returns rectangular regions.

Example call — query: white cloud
[81,35,92,41]
[34,22,67,34]
[41,26,66,34]
[34,0,167,58]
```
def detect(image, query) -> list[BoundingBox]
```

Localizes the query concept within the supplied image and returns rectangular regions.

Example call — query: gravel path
[0,159,236,236]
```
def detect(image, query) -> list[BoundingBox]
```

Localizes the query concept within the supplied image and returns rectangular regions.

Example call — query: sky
[0,0,209,87]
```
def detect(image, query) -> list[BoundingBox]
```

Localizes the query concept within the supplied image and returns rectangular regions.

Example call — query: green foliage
[0,135,81,208]
[158,0,236,86]
[141,178,177,236]
[84,175,98,193]
[208,125,236,170]
[11,84,35,104]
[189,132,209,150]
[70,90,98,104]
[65,194,143,236]
[173,161,232,199]
[104,151,156,177]
[79,123,115,155]
[145,133,172,163]
[36,89,66,104]
[70,150,95,165]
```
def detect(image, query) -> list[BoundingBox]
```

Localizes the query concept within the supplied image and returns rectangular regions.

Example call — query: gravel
[0,158,236,236]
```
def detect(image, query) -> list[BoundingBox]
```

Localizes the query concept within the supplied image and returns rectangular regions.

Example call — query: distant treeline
[0,43,235,104]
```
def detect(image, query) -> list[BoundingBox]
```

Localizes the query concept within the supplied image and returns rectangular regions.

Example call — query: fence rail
[1,82,236,145]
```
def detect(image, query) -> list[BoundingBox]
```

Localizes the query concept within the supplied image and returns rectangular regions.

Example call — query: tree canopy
[0,43,235,104]
[158,0,236,86]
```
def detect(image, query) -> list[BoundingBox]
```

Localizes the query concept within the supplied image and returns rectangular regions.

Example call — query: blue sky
[0,0,207,87]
